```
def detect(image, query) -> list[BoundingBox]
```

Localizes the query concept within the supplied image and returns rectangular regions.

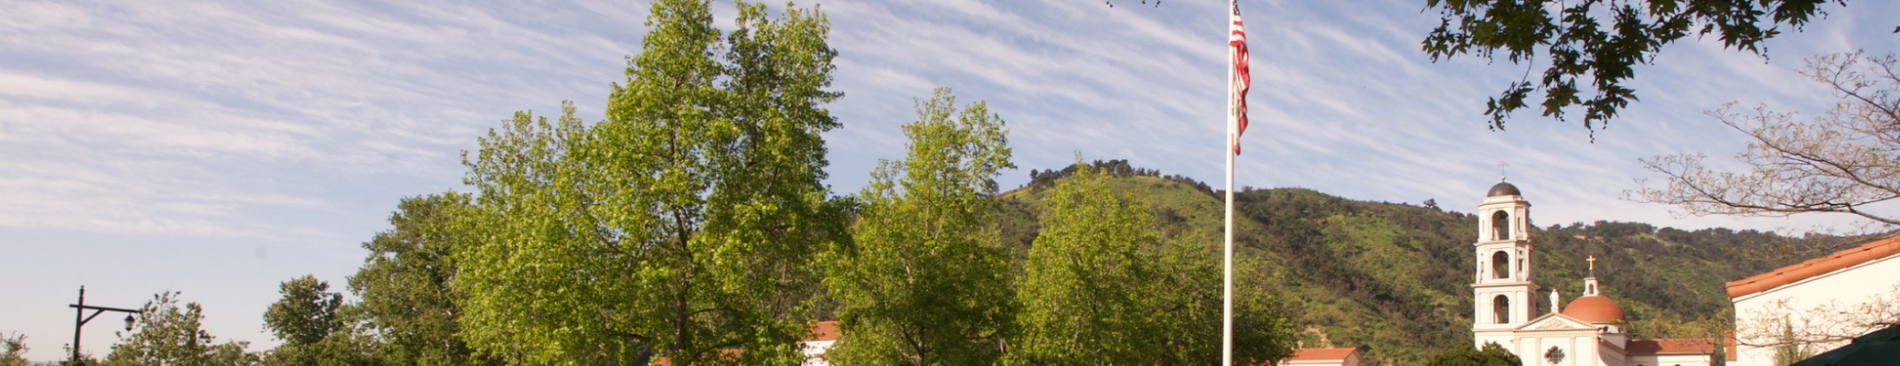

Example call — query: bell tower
[1472,179,1537,347]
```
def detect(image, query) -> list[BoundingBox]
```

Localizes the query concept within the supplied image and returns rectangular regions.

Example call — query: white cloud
[3,0,1897,362]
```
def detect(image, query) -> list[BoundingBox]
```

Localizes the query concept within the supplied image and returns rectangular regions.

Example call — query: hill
[995,161,1813,365]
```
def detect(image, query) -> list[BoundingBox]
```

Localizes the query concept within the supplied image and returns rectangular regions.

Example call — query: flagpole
[1222,41,1237,366]
[1223,2,1246,364]
[1223,132,1235,366]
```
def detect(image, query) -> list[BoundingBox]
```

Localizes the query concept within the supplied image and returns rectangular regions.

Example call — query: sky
[3,0,1897,362]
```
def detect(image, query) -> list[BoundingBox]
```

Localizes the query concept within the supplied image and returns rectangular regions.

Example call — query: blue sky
[3,0,1896,361]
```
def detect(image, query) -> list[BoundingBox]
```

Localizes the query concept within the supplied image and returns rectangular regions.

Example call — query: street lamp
[69,286,140,364]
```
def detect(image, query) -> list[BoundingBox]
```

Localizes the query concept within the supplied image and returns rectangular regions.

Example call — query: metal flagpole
[1223,127,1235,366]
[1222,32,1237,366]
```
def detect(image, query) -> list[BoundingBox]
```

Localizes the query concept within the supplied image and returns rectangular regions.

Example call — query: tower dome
[1487,182,1522,197]
[1561,295,1627,323]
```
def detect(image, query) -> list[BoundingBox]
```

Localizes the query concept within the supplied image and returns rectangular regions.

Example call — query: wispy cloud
[3,0,1896,361]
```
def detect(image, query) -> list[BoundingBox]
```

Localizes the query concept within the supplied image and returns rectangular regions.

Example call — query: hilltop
[993,161,1813,365]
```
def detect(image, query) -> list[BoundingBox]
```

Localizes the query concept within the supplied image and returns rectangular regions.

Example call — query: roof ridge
[1726,235,1900,299]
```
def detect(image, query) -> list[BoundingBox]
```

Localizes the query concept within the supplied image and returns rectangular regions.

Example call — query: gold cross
[1587,255,1596,272]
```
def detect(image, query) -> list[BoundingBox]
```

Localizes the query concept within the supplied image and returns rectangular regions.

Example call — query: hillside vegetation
[999,160,1811,365]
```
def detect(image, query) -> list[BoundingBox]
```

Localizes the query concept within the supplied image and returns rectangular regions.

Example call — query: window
[1492,251,1510,279]
[1492,211,1510,240]
[1493,295,1510,323]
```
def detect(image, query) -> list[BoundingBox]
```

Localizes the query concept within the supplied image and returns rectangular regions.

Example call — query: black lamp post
[69,286,140,364]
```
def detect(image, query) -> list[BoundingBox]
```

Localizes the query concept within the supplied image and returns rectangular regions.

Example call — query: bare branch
[1631,52,1900,230]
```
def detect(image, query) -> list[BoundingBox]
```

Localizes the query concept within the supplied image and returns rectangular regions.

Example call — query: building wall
[1627,353,1715,366]
[1730,254,1900,366]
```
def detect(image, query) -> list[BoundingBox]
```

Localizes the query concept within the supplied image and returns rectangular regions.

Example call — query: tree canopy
[347,193,494,366]
[453,0,846,365]
[1422,0,1850,135]
[103,292,258,366]
[821,88,1016,366]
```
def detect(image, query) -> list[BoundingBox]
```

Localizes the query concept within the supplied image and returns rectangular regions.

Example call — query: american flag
[1227,0,1250,155]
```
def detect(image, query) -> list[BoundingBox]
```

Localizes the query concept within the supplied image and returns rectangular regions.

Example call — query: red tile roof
[1727,235,1900,299]
[809,321,840,342]
[1283,348,1358,361]
[1626,337,1738,361]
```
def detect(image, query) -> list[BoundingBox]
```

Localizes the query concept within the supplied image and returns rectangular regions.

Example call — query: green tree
[1422,0,1850,134]
[265,276,343,349]
[103,292,260,366]
[454,0,845,365]
[1009,161,1156,365]
[822,88,1015,366]
[1009,162,1292,365]
[1424,342,1522,366]
[2,333,27,366]
[348,193,494,366]
[262,275,378,366]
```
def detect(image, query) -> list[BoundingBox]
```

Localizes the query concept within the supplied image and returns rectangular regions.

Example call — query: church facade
[1468,182,1730,366]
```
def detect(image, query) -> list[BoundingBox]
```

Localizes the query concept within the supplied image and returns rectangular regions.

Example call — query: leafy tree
[103,292,260,366]
[1422,0,1851,134]
[1632,52,1900,230]
[2,333,26,366]
[347,193,494,366]
[1009,161,1293,365]
[454,0,846,365]
[1010,161,1156,365]
[1424,342,1521,366]
[265,276,343,349]
[821,88,1015,366]
[262,275,378,366]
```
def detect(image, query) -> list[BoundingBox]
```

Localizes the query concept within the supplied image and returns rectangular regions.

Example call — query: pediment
[1515,313,1593,331]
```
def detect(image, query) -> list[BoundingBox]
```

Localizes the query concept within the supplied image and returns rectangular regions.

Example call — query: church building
[1468,181,1730,366]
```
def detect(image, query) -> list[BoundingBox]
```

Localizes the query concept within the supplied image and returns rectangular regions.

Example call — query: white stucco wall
[801,339,835,366]
[1627,353,1715,366]
[1729,254,1900,366]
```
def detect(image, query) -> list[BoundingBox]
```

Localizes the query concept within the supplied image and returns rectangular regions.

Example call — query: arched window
[1491,211,1511,240]
[1492,251,1510,279]
[1588,284,1595,294]
[1493,295,1510,323]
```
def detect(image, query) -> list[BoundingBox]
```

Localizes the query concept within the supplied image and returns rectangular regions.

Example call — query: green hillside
[996,161,1813,365]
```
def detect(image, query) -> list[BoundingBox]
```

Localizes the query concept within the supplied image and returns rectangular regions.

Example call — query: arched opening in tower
[1493,295,1510,324]
[1491,211,1510,240]
[1492,251,1510,279]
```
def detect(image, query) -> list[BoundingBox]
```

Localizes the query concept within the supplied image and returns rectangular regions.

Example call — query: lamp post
[69,286,139,364]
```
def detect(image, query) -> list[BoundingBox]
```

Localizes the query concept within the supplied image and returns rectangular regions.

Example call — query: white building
[1724,236,1900,366]
[1468,182,1728,366]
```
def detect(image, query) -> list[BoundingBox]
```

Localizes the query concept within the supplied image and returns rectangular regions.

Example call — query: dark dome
[1487,182,1522,197]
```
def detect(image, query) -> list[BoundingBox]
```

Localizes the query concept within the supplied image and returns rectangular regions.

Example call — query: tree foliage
[1008,161,1293,365]
[1422,0,1846,134]
[1,333,26,366]
[1634,52,1900,229]
[265,276,344,349]
[454,0,846,365]
[822,88,1015,366]
[263,275,378,366]
[347,193,494,366]
[103,292,259,366]
[1424,342,1521,366]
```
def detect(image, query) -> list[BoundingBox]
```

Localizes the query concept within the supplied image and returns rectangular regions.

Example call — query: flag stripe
[1228,2,1250,155]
